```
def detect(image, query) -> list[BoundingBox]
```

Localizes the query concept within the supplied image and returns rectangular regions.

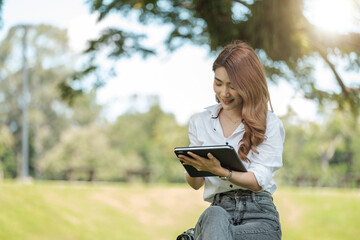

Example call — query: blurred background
[0,0,359,239]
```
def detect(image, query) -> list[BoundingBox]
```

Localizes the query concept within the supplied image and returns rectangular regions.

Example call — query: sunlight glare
[305,0,355,33]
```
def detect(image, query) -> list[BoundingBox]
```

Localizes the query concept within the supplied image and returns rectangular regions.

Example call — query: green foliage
[35,93,188,182]
[68,90,104,126]
[39,125,120,180]
[107,98,189,182]
[0,24,105,179]
[278,107,360,187]
[0,126,17,178]
[82,0,360,115]
[0,24,74,178]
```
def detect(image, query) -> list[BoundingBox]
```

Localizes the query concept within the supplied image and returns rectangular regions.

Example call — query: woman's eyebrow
[215,77,232,85]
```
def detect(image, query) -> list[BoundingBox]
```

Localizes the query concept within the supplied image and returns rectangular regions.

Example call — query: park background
[0,0,359,239]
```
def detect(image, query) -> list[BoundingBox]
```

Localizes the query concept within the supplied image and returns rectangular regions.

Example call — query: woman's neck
[221,108,242,123]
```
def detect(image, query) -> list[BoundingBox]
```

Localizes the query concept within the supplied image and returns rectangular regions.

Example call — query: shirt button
[230,184,233,188]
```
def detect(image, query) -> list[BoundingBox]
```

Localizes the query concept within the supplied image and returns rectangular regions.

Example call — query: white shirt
[188,104,285,202]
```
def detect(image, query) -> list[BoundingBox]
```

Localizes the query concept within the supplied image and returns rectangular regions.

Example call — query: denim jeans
[193,189,281,240]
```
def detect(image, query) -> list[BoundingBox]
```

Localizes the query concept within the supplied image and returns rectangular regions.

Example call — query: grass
[274,188,360,240]
[0,181,359,240]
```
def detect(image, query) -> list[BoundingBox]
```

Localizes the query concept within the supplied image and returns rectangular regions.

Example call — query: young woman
[177,41,285,240]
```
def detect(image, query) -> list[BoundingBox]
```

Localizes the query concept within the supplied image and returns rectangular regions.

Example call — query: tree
[325,109,360,179]
[0,24,74,177]
[277,106,360,187]
[0,125,17,178]
[40,95,189,182]
[76,0,359,115]
[0,24,103,178]
[278,110,322,186]
[38,124,120,181]
[107,96,189,182]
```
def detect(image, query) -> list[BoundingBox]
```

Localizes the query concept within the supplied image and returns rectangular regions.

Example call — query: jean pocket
[253,198,277,214]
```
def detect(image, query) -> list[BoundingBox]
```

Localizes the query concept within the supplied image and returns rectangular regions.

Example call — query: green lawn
[274,187,360,240]
[0,181,359,240]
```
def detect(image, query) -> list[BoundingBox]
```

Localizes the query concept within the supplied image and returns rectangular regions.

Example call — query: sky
[0,0,338,125]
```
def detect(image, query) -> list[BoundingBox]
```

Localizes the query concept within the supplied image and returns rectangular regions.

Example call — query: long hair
[213,41,273,162]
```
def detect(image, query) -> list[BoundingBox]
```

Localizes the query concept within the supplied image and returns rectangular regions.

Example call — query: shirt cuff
[248,162,273,190]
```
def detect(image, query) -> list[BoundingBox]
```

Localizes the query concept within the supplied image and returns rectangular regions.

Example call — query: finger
[183,160,198,168]
[178,155,194,163]
[187,152,205,161]
[178,156,188,164]
[207,152,220,161]
[179,155,196,166]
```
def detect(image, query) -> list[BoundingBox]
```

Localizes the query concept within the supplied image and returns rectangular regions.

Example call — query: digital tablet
[174,145,247,177]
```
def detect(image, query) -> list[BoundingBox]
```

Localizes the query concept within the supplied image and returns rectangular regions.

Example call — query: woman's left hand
[178,152,223,175]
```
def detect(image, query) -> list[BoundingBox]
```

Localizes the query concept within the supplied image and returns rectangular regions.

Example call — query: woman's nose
[221,87,230,97]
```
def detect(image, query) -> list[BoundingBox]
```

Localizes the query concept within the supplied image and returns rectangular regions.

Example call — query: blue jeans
[193,189,281,240]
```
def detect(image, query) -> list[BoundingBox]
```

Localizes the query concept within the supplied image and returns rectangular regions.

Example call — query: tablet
[174,145,247,177]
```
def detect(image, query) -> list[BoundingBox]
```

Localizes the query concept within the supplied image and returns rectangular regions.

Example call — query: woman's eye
[215,83,221,87]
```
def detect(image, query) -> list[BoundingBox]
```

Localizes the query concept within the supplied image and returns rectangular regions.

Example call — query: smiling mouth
[222,99,234,105]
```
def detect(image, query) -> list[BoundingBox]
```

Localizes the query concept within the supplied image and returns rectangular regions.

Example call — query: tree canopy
[0,24,104,178]
[0,1,357,113]
[81,0,360,114]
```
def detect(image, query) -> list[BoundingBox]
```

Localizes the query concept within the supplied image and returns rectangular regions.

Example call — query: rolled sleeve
[248,156,282,190]
[248,115,285,190]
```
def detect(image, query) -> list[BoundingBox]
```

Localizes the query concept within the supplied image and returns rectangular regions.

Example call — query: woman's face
[213,67,242,111]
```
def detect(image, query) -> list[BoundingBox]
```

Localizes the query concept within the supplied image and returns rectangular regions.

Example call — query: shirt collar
[204,103,222,119]
[205,103,245,135]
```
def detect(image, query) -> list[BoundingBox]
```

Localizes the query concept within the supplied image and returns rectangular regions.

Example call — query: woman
[177,41,285,240]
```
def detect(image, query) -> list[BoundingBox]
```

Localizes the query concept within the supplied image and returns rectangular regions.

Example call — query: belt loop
[251,192,256,202]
